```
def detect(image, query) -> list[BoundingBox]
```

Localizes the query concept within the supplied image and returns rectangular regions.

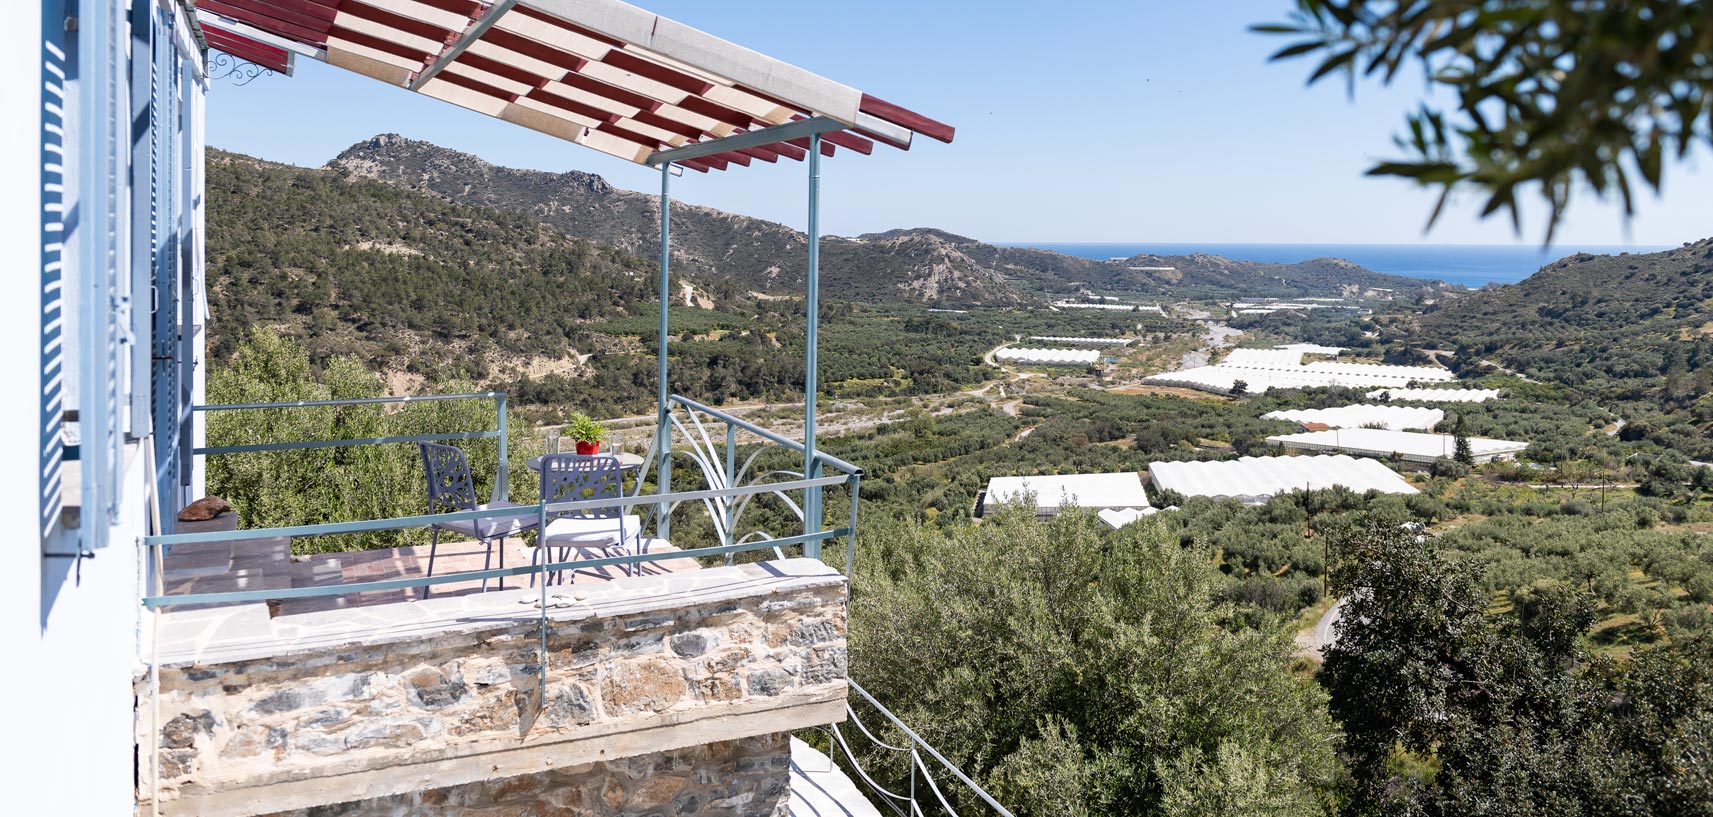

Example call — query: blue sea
[1002,243,1671,289]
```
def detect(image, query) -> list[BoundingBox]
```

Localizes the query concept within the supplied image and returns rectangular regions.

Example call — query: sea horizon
[999,242,1674,288]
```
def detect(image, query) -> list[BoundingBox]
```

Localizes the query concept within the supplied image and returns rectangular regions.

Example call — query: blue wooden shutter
[74,0,127,549]
[39,0,69,537]
[40,0,68,539]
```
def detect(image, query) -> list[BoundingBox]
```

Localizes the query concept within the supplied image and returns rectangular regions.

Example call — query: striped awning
[189,0,954,172]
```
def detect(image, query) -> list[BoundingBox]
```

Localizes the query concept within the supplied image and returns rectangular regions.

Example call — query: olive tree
[1259,1,1713,239]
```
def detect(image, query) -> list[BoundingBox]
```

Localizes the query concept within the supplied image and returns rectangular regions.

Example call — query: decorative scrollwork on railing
[207,51,273,86]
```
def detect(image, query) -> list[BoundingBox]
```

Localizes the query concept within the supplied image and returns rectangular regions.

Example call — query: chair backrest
[539,454,623,523]
[419,442,478,514]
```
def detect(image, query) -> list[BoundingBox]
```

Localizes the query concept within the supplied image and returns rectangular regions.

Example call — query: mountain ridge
[328,134,1446,304]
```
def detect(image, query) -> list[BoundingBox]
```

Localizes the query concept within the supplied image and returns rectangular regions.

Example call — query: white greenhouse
[1148,455,1418,504]
[1263,404,1445,431]
[1030,336,1134,346]
[981,472,1153,518]
[994,347,1102,365]
[1266,428,1529,464]
[1367,388,1503,403]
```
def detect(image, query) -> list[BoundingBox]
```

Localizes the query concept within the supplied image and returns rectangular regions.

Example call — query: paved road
[1312,598,1344,653]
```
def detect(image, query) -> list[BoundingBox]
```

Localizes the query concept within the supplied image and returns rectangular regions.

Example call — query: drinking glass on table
[545,428,562,455]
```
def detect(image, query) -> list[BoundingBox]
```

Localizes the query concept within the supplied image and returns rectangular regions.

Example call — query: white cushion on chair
[542,515,641,549]
[433,501,540,540]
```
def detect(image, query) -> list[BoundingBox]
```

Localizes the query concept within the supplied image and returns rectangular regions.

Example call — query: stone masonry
[137,559,848,817]
[259,733,791,817]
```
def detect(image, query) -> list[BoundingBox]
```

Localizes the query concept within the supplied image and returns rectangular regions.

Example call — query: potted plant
[565,412,606,455]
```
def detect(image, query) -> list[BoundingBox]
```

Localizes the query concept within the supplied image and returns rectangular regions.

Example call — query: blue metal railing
[193,391,513,501]
[664,394,863,570]
[820,680,1016,817]
[148,391,863,609]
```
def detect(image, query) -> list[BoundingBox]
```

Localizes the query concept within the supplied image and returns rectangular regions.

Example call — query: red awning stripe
[595,121,666,150]
[710,149,751,167]
[436,70,520,102]
[212,0,338,26]
[412,0,485,17]
[479,28,587,78]
[858,94,954,144]
[734,146,779,164]
[632,109,708,141]
[510,4,626,49]
[327,25,435,62]
[731,83,799,114]
[768,140,807,161]
[677,158,714,173]
[785,136,837,158]
[453,50,558,88]
[821,130,874,155]
[853,125,909,152]
[202,26,294,73]
[338,1,458,45]
[525,86,621,124]
[600,49,714,96]
[196,0,329,45]
[553,68,665,114]
[676,95,755,130]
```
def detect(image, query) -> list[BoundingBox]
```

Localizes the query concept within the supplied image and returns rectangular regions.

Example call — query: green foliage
[564,412,605,443]
[207,328,522,552]
[851,504,1340,817]
[1451,414,1473,466]
[1411,241,1713,461]
[1259,1,1713,240]
[1320,514,1713,815]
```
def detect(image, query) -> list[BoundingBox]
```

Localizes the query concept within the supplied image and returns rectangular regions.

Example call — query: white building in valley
[995,346,1103,366]
[1367,387,1503,403]
[1266,428,1529,464]
[1142,344,1456,395]
[1148,455,1417,504]
[981,472,1153,519]
[1263,404,1445,431]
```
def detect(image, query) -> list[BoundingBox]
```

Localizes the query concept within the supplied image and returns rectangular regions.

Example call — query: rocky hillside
[331,135,1026,307]
[1404,236,1713,423]
[330,134,1439,304]
[202,149,1023,415]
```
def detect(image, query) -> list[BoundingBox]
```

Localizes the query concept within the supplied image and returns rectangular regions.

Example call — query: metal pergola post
[803,134,823,549]
[656,162,672,542]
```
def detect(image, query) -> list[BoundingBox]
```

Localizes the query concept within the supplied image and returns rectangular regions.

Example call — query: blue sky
[208,0,1710,247]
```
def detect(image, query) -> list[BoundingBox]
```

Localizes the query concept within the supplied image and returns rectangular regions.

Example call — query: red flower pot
[575,440,600,455]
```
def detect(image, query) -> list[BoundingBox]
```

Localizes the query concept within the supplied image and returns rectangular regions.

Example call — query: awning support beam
[802,132,823,548]
[411,0,520,90]
[655,160,672,542]
[645,116,845,167]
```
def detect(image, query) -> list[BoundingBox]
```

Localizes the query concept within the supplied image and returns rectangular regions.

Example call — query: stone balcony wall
[261,734,792,817]
[137,559,848,817]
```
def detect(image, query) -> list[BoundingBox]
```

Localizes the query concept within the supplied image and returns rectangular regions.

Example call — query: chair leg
[480,537,494,593]
[496,536,506,591]
[423,529,440,599]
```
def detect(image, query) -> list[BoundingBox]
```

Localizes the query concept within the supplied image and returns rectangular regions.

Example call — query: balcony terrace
[117,2,1016,815]
[139,391,866,816]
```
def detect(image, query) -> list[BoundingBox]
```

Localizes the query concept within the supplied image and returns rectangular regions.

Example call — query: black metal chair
[534,453,639,586]
[418,442,538,597]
